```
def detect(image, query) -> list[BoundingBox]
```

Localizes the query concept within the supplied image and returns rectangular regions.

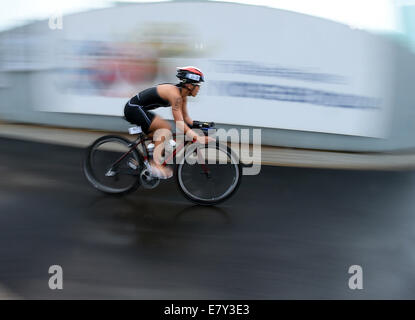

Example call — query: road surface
[1,137,415,299]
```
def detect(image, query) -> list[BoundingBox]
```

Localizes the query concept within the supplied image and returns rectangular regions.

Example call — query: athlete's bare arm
[157,84,199,140]
[181,97,193,126]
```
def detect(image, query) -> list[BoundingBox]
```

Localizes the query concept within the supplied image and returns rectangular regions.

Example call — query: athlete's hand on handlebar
[192,120,215,129]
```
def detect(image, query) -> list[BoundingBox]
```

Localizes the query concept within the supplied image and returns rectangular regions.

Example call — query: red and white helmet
[176,66,205,84]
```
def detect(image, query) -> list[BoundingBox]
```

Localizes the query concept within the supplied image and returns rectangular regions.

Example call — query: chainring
[139,168,160,189]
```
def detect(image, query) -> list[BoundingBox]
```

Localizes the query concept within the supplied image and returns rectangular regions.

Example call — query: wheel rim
[178,145,240,202]
[85,138,139,193]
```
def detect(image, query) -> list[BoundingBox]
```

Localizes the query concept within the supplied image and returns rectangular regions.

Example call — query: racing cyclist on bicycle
[124,66,214,179]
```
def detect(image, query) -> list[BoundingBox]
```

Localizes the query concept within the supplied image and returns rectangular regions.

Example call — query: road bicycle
[83,121,242,205]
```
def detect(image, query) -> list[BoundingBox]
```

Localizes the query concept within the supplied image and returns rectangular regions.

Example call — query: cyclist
[124,66,214,179]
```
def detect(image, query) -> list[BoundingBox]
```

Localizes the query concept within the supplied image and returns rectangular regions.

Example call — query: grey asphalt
[1,137,415,299]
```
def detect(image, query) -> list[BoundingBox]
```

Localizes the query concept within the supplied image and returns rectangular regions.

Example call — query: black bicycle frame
[108,134,147,171]
[108,131,211,176]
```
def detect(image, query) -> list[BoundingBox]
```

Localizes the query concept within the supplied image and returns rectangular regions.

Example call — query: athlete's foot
[149,162,173,179]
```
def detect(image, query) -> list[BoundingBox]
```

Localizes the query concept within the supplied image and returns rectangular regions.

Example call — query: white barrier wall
[21,1,394,138]
[1,2,415,152]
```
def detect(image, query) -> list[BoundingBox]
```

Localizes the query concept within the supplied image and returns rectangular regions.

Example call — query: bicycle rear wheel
[83,135,141,195]
[176,143,242,205]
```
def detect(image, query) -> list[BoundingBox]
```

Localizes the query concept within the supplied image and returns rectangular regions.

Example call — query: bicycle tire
[175,142,242,205]
[83,135,142,195]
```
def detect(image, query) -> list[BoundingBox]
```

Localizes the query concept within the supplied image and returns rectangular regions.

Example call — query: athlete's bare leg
[148,116,173,178]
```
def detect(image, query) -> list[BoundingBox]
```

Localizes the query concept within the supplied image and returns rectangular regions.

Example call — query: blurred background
[1,0,415,150]
[2,0,415,300]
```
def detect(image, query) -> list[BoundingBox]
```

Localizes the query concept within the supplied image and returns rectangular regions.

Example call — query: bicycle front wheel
[83,135,141,195]
[176,143,242,205]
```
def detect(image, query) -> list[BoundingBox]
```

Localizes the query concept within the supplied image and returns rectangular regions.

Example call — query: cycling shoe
[149,166,173,180]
